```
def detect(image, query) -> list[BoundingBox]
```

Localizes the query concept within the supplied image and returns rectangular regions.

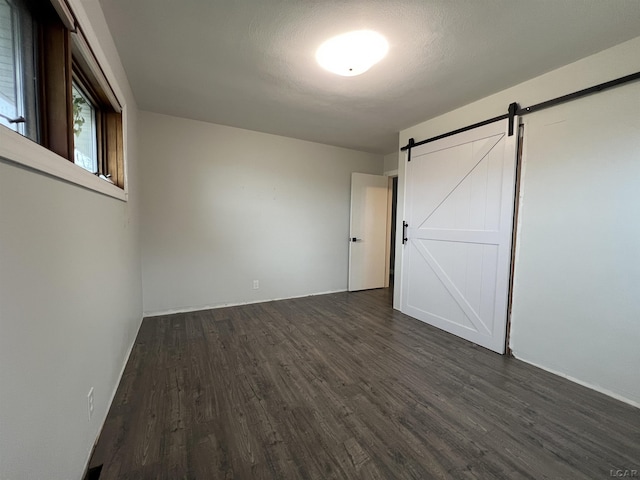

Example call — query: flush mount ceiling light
[316,30,389,77]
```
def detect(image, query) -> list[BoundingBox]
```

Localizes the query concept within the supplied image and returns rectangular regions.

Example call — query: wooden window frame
[71,25,124,187]
[37,7,73,160]
[0,0,126,194]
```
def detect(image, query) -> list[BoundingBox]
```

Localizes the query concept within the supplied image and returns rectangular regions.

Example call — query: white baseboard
[80,314,144,479]
[512,353,640,410]
[143,289,349,318]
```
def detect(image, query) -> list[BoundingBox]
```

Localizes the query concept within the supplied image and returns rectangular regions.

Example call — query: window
[0,0,125,191]
[72,81,98,173]
[0,0,38,141]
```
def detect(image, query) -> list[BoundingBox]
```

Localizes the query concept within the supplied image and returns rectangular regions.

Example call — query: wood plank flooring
[90,289,640,479]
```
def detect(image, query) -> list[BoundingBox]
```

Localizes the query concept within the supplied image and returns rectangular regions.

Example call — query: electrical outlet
[252,280,259,290]
[87,387,94,421]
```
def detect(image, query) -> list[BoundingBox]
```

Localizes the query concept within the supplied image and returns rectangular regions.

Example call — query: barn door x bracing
[401,120,518,353]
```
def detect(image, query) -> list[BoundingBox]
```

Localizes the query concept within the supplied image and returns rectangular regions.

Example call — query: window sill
[0,125,127,201]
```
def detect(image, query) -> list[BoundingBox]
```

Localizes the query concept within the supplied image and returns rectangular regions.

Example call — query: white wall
[397,36,640,406]
[383,151,399,174]
[512,82,640,405]
[0,2,142,479]
[140,112,383,315]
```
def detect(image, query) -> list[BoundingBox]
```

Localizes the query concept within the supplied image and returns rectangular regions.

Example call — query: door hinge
[402,221,408,244]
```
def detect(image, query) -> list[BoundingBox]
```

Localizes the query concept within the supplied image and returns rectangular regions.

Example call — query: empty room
[1,0,639,479]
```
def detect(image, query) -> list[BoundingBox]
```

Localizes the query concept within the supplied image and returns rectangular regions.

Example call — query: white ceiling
[99,0,640,154]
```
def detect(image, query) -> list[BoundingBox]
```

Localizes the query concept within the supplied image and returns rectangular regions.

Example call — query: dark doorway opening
[389,176,398,297]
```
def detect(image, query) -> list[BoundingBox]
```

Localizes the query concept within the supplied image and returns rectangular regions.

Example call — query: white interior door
[348,173,389,291]
[400,120,517,353]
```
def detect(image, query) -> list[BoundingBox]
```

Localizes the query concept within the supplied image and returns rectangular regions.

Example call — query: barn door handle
[402,221,408,244]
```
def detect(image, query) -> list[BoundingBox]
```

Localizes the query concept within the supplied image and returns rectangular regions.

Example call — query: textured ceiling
[98,0,640,154]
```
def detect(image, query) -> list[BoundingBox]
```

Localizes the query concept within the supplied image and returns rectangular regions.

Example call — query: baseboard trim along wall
[143,289,349,318]
[81,315,144,478]
[512,353,640,410]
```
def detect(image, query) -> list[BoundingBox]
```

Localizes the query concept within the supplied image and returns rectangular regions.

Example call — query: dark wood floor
[90,289,640,479]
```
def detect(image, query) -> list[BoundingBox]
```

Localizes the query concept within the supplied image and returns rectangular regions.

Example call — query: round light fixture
[316,30,389,77]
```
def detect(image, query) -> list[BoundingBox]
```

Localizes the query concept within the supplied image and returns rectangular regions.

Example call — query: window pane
[72,82,98,173]
[0,0,37,141]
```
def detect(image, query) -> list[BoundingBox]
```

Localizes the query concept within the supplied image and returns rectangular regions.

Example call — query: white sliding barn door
[401,120,518,353]
[349,173,389,291]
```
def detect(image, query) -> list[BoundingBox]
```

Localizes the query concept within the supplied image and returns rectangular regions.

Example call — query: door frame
[383,171,398,289]
[504,123,525,355]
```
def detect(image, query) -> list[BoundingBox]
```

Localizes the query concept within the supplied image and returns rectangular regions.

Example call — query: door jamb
[505,123,525,355]
[383,172,398,288]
